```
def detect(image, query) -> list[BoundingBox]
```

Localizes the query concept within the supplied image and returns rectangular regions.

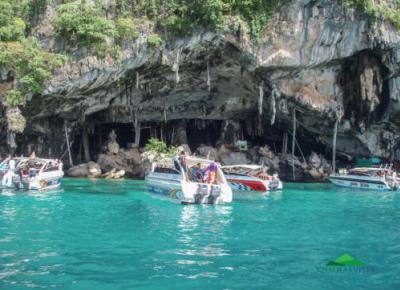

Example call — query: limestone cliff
[2,0,400,169]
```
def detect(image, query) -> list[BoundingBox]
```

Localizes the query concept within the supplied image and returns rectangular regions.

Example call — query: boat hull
[21,176,62,190]
[329,175,391,191]
[146,172,232,204]
[226,174,283,193]
[1,172,63,191]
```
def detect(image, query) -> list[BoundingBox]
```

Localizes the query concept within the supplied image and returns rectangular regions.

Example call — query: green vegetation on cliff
[344,0,400,29]
[0,0,63,109]
[55,2,115,45]
[0,0,288,112]
[115,0,286,39]
[2,0,400,117]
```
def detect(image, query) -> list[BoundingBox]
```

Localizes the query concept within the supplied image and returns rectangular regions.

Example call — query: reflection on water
[1,188,16,196]
[173,206,234,280]
[174,204,233,276]
[268,190,283,201]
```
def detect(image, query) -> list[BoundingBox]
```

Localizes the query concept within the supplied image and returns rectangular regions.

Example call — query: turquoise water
[1,179,400,290]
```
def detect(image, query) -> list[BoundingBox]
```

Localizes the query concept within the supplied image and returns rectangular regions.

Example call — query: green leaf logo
[326,254,366,267]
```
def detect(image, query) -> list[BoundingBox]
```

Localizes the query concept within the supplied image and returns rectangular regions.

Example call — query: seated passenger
[204,162,218,184]
[191,163,204,182]
[20,166,29,178]
[28,167,38,177]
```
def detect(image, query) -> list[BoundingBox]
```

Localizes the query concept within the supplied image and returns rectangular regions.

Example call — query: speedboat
[145,156,232,204]
[222,165,283,193]
[329,167,399,191]
[0,157,64,190]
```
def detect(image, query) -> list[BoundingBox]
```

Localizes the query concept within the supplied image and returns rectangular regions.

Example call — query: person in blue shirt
[191,163,204,182]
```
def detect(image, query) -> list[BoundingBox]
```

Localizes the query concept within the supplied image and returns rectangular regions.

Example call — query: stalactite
[64,121,73,166]
[270,84,279,125]
[173,48,182,84]
[207,61,211,92]
[136,72,140,89]
[258,83,264,116]
[163,106,167,123]
[282,132,288,155]
[82,125,90,162]
[332,109,343,173]
[160,126,164,142]
[134,107,140,146]
[332,118,339,174]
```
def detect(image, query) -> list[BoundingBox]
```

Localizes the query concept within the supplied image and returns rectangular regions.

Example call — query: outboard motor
[207,185,221,204]
[194,184,209,204]
[193,184,222,204]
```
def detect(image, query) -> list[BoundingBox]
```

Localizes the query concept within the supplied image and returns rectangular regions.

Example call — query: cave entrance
[95,123,136,149]
[242,121,329,158]
[186,120,222,152]
[71,122,139,163]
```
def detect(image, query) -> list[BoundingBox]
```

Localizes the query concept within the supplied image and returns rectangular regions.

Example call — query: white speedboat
[222,165,283,193]
[145,157,232,204]
[0,157,64,190]
[329,167,399,191]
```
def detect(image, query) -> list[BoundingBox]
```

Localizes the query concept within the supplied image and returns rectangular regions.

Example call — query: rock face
[2,0,400,176]
[67,162,102,178]
[106,130,120,154]
[97,148,144,179]
[196,145,218,160]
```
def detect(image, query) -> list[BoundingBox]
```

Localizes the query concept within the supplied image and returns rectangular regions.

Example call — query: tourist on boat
[204,162,218,184]
[191,163,204,182]
[28,165,38,178]
[19,165,29,179]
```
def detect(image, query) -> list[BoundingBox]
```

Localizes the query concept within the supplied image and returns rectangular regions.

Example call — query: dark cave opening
[72,122,137,163]
[339,50,390,123]
[68,116,334,167]
[186,120,222,152]
[241,121,329,158]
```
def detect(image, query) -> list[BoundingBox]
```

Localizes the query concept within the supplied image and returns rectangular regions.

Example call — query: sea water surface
[0,178,399,290]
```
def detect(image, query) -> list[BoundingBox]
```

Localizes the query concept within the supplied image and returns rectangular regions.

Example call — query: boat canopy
[221,164,268,178]
[349,167,394,176]
[1,157,60,171]
[156,156,218,168]
[221,165,263,170]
